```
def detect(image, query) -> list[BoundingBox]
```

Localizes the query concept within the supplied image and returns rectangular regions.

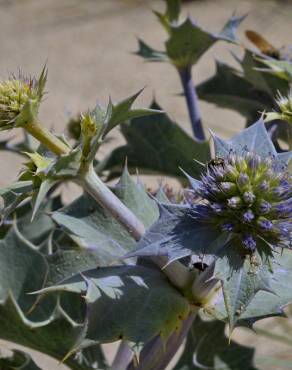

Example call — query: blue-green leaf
[165,15,243,68]
[208,249,292,326]
[52,167,159,266]
[218,14,247,43]
[126,204,228,264]
[103,89,162,137]
[38,265,191,348]
[99,101,210,182]
[214,245,273,329]
[212,119,277,159]
[197,60,272,122]
[135,39,168,62]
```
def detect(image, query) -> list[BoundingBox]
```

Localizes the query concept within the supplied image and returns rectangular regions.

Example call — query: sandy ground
[0,0,292,369]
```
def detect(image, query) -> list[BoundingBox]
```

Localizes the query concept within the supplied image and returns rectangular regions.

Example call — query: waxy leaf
[213,119,292,170]
[138,9,243,68]
[126,204,228,264]
[99,101,210,182]
[198,51,290,132]
[166,15,244,68]
[166,17,215,68]
[0,181,33,223]
[214,245,273,329]
[212,119,277,159]
[39,265,190,348]
[174,315,258,370]
[218,14,247,43]
[238,50,289,95]
[0,226,88,367]
[254,57,292,83]
[46,249,102,286]
[0,227,109,370]
[103,89,161,137]
[135,39,168,62]
[0,228,47,313]
[0,294,84,363]
[197,61,273,122]
[52,167,159,266]
[208,250,292,326]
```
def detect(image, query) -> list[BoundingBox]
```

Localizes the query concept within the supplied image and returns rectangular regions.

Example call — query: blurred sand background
[0,0,292,368]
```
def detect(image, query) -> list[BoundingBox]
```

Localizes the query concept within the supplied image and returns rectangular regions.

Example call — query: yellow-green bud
[265,90,292,125]
[0,67,47,131]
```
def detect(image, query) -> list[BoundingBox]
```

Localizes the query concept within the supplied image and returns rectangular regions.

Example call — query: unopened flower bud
[242,234,257,251]
[243,191,256,204]
[237,173,249,188]
[224,165,238,180]
[265,90,292,125]
[257,200,272,215]
[210,203,224,214]
[228,196,242,209]
[220,182,237,195]
[257,180,269,192]
[235,156,247,171]
[221,222,234,232]
[246,152,260,171]
[257,217,273,232]
[243,209,254,223]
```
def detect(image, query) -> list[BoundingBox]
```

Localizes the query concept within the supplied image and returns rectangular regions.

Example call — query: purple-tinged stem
[112,341,134,370]
[126,311,197,370]
[179,66,205,141]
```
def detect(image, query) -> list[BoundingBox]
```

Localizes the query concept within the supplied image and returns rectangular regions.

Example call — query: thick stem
[80,164,145,241]
[179,66,205,141]
[127,310,198,370]
[112,341,134,370]
[25,120,70,156]
[80,165,191,290]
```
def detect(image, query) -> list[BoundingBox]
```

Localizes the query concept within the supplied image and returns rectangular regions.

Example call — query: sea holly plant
[126,120,292,330]
[135,0,245,140]
[1,1,292,370]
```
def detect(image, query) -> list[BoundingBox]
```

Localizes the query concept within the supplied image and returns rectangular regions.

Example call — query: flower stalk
[25,119,70,156]
[178,66,205,141]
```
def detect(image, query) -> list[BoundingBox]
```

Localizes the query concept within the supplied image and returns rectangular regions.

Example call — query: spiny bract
[192,151,292,253]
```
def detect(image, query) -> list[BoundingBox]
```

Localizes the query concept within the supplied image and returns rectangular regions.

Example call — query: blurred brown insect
[245,30,281,59]
[245,30,292,61]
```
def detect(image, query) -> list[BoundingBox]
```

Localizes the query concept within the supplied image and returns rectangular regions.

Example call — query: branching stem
[20,119,204,370]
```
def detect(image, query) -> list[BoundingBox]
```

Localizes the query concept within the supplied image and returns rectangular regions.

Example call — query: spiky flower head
[192,152,292,253]
[0,67,47,131]
[265,89,292,125]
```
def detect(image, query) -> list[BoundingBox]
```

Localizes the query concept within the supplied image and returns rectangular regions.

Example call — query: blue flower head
[190,120,292,254]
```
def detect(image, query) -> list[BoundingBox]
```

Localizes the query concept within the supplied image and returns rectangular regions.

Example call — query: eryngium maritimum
[192,152,292,252]
[0,68,46,131]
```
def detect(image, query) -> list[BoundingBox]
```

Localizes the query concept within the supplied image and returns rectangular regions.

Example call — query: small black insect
[206,157,225,170]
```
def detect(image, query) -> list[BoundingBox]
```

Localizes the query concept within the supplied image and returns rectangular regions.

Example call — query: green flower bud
[265,90,292,125]
[0,67,46,131]
[220,182,237,195]
[243,191,256,204]
[228,196,242,209]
